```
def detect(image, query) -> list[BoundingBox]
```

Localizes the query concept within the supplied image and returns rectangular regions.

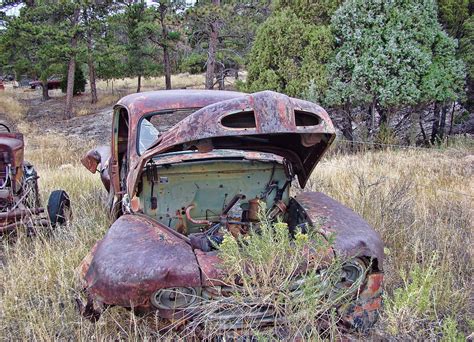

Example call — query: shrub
[189,207,358,340]
[241,9,332,98]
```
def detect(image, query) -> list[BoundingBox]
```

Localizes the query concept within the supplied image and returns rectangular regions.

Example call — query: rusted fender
[81,146,111,192]
[294,192,384,270]
[0,133,24,168]
[79,214,201,311]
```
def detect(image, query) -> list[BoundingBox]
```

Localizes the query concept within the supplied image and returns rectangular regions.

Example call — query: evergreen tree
[186,0,270,89]
[243,7,333,98]
[60,63,86,95]
[0,3,67,101]
[326,0,465,141]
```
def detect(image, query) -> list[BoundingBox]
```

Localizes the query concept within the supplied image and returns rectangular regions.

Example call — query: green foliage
[383,257,439,336]
[184,0,270,83]
[437,0,470,38]
[275,0,342,25]
[440,316,465,342]
[243,9,333,98]
[421,31,466,103]
[122,2,161,80]
[0,4,68,82]
[195,205,355,338]
[60,64,86,95]
[460,15,474,78]
[180,53,207,74]
[326,0,465,112]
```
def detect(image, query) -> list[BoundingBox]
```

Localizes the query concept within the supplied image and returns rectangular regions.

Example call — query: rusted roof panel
[116,89,246,121]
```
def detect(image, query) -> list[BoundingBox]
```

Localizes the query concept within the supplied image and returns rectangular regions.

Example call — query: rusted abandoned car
[78,90,384,332]
[0,123,71,233]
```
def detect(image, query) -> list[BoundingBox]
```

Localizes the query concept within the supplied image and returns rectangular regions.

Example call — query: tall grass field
[0,90,472,340]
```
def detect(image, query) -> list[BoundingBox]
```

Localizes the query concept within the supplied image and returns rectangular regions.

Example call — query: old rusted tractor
[78,90,384,333]
[0,123,71,234]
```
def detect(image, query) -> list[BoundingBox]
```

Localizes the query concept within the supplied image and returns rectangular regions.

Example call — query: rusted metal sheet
[128,90,336,196]
[79,214,201,311]
[117,89,245,126]
[294,192,384,270]
[81,145,111,191]
[151,150,283,166]
[194,249,227,287]
[0,131,60,233]
[121,90,245,168]
[0,133,24,166]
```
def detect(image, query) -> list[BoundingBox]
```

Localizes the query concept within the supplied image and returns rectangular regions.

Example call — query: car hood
[128,91,336,195]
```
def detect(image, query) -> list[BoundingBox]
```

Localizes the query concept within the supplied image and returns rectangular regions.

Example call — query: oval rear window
[221,111,256,129]
[295,110,321,126]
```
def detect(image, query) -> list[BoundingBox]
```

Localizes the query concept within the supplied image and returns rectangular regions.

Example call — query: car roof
[115,89,246,121]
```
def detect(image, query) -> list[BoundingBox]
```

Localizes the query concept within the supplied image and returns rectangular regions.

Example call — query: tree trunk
[163,46,171,90]
[87,29,98,104]
[341,113,353,141]
[430,102,441,144]
[367,100,376,139]
[64,8,80,120]
[205,0,220,89]
[137,75,142,93]
[218,67,225,90]
[379,107,388,127]
[160,6,172,90]
[448,102,456,136]
[41,81,50,101]
[419,115,427,145]
[64,55,76,119]
[439,103,448,141]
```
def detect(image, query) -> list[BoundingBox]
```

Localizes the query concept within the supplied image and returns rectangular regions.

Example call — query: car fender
[79,214,201,311]
[293,192,384,270]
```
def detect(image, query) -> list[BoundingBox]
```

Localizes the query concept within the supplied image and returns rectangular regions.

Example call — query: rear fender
[291,192,384,271]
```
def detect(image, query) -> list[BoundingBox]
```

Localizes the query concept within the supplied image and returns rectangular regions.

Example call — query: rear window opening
[295,110,321,127]
[220,111,256,129]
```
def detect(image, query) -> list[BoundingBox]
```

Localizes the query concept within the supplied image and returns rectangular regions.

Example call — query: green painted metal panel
[140,159,289,234]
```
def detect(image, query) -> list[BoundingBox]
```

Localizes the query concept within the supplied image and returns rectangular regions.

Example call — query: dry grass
[0,131,472,340]
[0,92,27,123]
[95,73,208,93]
[74,93,123,117]
[309,139,474,339]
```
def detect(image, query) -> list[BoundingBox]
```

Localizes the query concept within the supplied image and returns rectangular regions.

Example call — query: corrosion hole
[295,110,321,126]
[221,111,256,128]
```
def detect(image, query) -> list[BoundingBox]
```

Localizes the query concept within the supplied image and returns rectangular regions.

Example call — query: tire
[47,190,72,226]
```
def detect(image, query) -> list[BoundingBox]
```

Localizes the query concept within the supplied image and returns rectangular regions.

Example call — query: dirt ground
[22,91,113,144]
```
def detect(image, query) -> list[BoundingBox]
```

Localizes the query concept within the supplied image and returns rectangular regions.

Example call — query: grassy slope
[0,89,472,340]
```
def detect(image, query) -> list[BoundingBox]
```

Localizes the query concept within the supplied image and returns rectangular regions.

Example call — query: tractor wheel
[47,190,72,226]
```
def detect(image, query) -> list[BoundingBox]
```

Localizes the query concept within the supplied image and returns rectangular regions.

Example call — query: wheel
[47,190,72,226]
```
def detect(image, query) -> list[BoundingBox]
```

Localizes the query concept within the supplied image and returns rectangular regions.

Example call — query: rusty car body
[78,90,384,332]
[0,123,71,234]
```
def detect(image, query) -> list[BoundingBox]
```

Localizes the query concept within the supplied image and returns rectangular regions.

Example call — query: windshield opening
[138,108,200,154]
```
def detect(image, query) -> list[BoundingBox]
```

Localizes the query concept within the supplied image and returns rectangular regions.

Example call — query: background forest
[0,0,472,144]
